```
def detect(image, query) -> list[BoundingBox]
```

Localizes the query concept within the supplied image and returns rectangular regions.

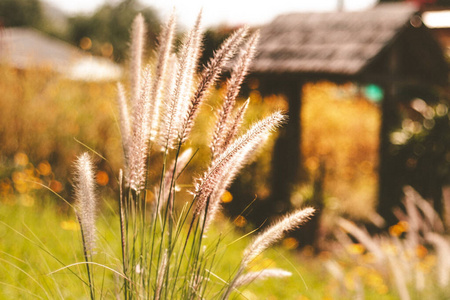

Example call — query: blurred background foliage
[67,0,160,62]
[0,66,121,201]
[0,0,161,62]
[1,1,450,298]
[0,0,449,237]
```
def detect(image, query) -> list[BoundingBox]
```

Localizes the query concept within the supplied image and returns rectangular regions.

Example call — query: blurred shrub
[0,0,42,28]
[68,0,160,62]
[225,81,381,230]
[301,81,381,220]
[0,65,277,206]
[0,66,121,200]
[390,95,450,213]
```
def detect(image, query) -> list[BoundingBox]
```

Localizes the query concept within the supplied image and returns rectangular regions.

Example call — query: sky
[42,0,379,28]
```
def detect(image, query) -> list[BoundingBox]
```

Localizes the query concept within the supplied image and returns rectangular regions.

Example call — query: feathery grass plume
[149,11,176,141]
[65,12,312,299]
[154,250,168,300]
[180,26,249,143]
[129,14,146,110]
[221,207,314,299]
[337,218,385,261]
[234,269,292,288]
[73,152,97,255]
[128,66,152,191]
[403,186,445,233]
[203,101,262,231]
[388,255,411,300]
[174,12,203,142]
[159,12,203,149]
[211,31,259,158]
[116,83,131,170]
[416,196,445,233]
[403,186,421,247]
[426,232,450,287]
[241,207,315,266]
[220,98,250,154]
[194,111,286,218]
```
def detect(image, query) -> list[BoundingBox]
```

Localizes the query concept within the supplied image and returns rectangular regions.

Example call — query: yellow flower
[96,170,109,186]
[347,243,365,255]
[60,220,80,231]
[37,161,52,176]
[221,190,233,203]
[416,244,428,259]
[389,221,409,237]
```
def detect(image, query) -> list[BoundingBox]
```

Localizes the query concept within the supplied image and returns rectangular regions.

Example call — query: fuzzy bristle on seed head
[234,269,292,288]
[129,14,146,110]
[159,13,203,149]
[180,25,249,143]
[242,207,315,266]
[73,152,97,255]
[210,31,259,158]
[149,11,176,142]
[194,111,286,220]
[128,67,152,191]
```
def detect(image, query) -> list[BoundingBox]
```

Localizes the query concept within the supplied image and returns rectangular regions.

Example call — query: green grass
[0,196,332,299]
[5,195,448,299]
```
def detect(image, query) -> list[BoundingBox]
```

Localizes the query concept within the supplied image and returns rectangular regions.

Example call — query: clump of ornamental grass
[327,186,450,300]
[71,12,314,299]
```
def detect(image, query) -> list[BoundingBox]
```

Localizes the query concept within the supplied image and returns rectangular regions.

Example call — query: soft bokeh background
[1,0,450,299]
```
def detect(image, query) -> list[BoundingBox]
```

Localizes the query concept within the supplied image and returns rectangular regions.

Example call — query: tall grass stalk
[70,12,314,299]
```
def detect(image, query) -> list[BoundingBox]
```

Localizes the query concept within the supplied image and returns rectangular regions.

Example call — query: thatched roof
[0,28,122,81]
[252,3,420,76]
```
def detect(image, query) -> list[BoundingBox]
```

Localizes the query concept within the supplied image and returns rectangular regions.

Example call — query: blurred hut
[422,8,450,57]
[245,2,448,233]
[0,27,122,81]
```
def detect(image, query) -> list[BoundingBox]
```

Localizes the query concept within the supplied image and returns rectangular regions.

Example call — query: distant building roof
[252,3,438,77]
[0,27,122,81]
[422,10,450,28]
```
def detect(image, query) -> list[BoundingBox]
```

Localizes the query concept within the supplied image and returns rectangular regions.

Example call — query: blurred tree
[0,0,43,28]
[68,0,160,62]
[390,89,450,215]
[379,0,450,5]
[199,27,234,67]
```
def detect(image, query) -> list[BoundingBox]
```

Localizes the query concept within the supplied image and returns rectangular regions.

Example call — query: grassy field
[0,196,332,299]
[6,194,446,299]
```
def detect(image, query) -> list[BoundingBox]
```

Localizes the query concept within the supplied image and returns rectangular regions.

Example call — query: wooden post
[271,76,303,212]
[249,75,304,224]
[225,74,306,235]
[377,43,404,226]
